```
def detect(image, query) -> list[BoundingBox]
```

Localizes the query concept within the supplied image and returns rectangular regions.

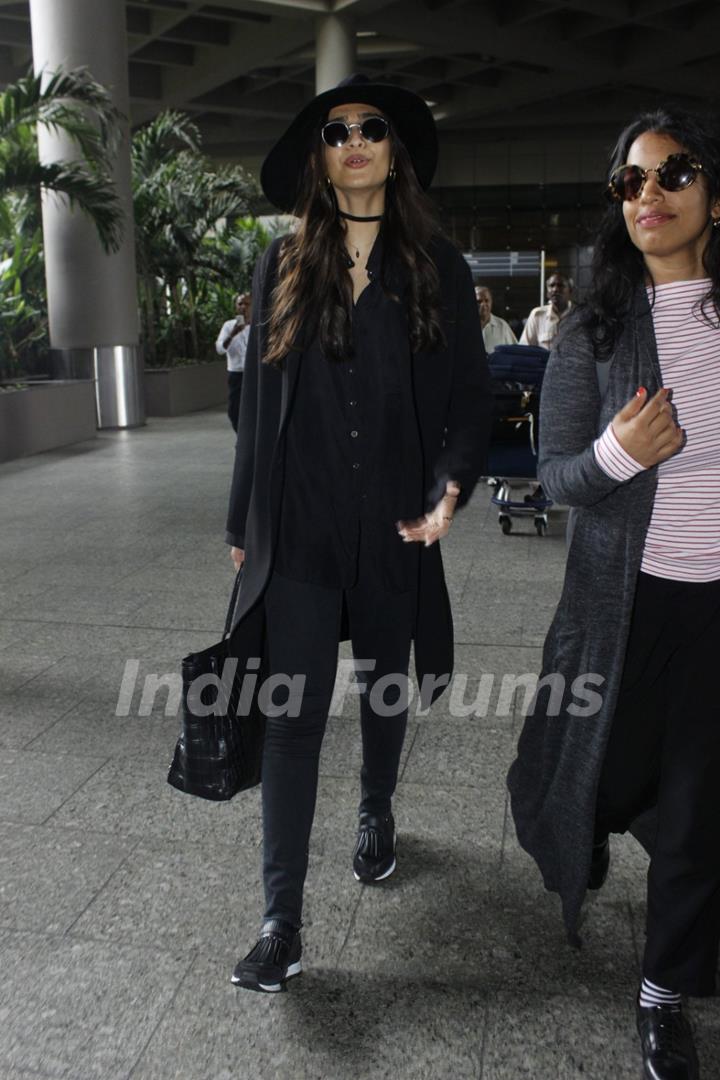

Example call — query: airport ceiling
[0,0,716,158]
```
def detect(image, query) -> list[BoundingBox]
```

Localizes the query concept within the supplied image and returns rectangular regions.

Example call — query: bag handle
[223,567,244,639]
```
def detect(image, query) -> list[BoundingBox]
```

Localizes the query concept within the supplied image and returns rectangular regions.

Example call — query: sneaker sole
[231,960,302,993]
[354,856,396,884]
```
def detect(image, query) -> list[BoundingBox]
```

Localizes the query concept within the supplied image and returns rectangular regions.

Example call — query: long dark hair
[585,106,720,354]
[264,122,444,365]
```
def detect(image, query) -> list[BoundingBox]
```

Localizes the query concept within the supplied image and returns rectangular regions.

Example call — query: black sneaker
[636,1000,699,1080]
[353,812,396,883]
[231,920,302,993]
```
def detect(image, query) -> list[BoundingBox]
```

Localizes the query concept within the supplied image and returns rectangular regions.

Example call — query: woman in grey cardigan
[508,107,720,1080]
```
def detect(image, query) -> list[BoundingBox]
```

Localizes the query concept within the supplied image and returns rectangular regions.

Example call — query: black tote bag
[167,568,266,801]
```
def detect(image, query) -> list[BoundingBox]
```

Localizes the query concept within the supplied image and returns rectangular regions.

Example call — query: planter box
[0,380,97,464]
[144,360,228,417]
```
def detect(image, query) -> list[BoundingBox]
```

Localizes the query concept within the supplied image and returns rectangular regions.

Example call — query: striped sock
[639,977,681,1010]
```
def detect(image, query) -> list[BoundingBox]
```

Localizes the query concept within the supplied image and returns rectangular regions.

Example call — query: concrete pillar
[28,0,144,428]
[315,15,356,94]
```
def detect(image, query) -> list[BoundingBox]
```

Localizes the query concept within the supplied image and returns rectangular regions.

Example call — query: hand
[223,321,244,350]
[612,387,684,468]
[397,482,460,547]
[230,546,245,571]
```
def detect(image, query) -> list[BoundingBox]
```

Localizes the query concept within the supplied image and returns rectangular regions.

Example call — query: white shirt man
[520,274,573,350]
[217,293,252,432]
[475,285,518,353]
[216,307,250,372]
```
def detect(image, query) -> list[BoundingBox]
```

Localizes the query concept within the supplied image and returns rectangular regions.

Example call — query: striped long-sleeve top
[594,278,720,582]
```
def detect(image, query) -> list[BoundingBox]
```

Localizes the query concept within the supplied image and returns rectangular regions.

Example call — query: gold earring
[388,166,396,181]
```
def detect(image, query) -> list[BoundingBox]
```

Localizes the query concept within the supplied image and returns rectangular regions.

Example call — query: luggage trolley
[486,344,553,536]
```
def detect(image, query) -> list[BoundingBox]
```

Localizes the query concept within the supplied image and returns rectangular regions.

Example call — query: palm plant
[0,67,124,251]
[0,67,124,378]
[131,110,263,365]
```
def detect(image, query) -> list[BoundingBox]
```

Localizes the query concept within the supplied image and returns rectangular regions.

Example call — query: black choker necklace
[338,210,384,222]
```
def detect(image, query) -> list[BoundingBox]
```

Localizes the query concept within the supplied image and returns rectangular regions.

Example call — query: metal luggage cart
[486,345,553,536]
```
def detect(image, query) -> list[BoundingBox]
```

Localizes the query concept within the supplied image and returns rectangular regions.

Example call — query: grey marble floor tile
[0,822,137,934]
[131,958,486,1080]
[123,600,230,632]
[0,621,28,651]
[393,780,507,849]
[0,587,149,626]
[48,756,262,847]
[0,654,61,694]
[0,751,108,826]
[344,845,637,993]
[401,721,518,789]
[482,991,639,1079]
[0,621,180,658]
[0,696,81,751]
[25,707,185,762]
[71,837,359,968]
[691,999,720,1080]
[28,654,189,700]
[493,838,641,989]
[0,929,190,1079]
[453,642,543,681]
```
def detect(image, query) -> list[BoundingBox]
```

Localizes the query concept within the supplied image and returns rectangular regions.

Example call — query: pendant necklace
[339,210,383,266]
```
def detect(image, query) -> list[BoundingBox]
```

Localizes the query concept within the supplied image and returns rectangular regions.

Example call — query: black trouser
[261,557,414,928]
[595,571,720,996]
[227,371,243,432]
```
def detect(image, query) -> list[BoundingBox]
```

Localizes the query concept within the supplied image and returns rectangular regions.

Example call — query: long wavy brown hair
[264,120,444,365]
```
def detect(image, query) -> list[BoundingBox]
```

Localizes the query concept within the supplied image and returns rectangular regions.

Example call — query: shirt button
[348,367,354,374]
[350,430,358,438]
[349,400,357,407]
[352,462,360,470]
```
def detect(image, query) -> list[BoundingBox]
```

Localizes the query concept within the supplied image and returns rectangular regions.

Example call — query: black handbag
[167,568,265,801]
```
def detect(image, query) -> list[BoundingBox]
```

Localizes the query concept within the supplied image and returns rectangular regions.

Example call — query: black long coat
[224,234,492,704]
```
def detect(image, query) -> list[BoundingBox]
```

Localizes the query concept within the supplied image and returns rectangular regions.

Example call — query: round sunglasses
[607,152,703,202]
[321,115,390,148]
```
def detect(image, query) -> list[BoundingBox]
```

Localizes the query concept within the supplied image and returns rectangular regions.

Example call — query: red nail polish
[636,387,646,396]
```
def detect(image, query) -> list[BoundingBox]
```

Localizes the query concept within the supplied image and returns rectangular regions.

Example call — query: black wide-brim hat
[261,73,438,213]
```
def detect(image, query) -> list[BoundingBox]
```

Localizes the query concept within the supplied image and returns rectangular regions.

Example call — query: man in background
[520,273,572,350]
[216,292,252,432]
[475,284,517,353]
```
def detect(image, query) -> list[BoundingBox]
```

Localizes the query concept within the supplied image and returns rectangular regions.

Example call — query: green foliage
[0,68,124,252]
[0,81,270,376]
[132,111,267,367]
[0,67,124,377]
[0,212,47,378]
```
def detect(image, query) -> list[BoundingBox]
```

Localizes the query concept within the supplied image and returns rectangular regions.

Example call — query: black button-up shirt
[274,234,425,591]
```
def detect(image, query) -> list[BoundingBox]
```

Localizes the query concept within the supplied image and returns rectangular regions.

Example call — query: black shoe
[231,920,302,993]
[636,1001,699,1080]
[353,812,396,883]
[587,837,610,890]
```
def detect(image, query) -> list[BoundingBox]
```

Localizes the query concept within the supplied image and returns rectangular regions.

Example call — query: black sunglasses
[321,115,390,148]
[607,152,703,202]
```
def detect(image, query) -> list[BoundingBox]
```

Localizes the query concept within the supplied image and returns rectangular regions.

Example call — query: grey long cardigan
[507,286,664,935]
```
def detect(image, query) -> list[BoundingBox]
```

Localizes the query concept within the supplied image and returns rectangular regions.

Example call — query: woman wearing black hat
[225,75,491,993]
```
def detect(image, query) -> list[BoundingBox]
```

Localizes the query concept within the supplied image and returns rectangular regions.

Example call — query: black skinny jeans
[261,556,414,928]
[595,571,720,996]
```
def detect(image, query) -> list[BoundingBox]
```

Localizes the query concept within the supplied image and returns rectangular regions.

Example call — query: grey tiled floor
[1,408,718,1080]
